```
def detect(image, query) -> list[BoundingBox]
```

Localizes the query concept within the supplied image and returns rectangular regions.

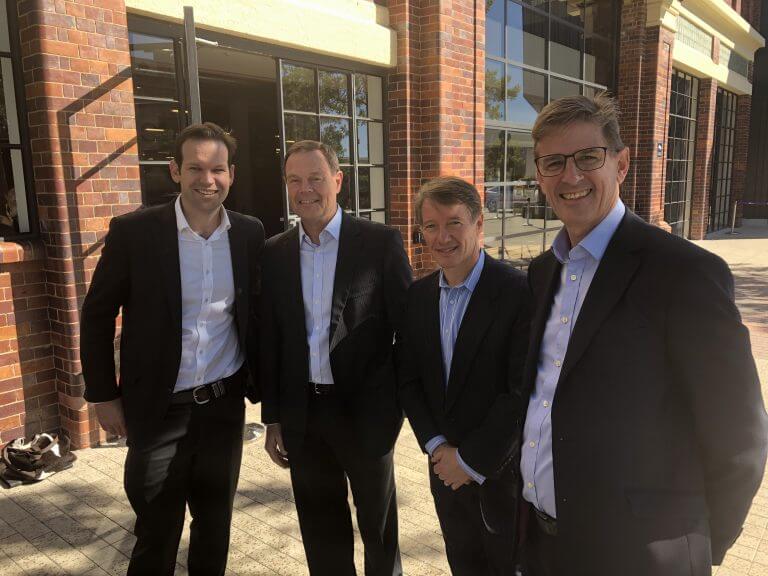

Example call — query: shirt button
[561,316,569,324]
[316,274,320,279]
[570,274,577,281]
[554,360,562,367]
[529,441,536,448]
[527,482,534,489]
[444,329,449,335]
[543,400,550,407]
[450,299,455,304]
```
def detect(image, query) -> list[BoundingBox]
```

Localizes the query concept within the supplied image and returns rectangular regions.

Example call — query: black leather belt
[171,370,243,405]
[308,382,335,395]
[533,506,558,537]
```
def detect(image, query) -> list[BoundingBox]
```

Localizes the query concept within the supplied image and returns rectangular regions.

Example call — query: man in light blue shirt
[399,176,531,575]
[521,94,766,576]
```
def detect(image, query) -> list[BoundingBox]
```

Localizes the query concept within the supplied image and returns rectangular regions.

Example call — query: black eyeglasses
[534,147,608,177]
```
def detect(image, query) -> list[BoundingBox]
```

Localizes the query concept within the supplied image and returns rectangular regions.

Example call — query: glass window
[708,88,737,232]
[486,60,506,121]
[507,66,547,127]
[550,20,583,77]
[281,62,386,221]
[506,2,547,68]
[584,35,612,86]
[485,128,505,183]
[486,0,505,58]
[0,2,32,235]
[550,77,581,100]
[550,0,584,27]
[129,33,178,100]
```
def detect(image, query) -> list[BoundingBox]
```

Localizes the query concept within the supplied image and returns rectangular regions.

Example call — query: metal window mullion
[350,72,360,216]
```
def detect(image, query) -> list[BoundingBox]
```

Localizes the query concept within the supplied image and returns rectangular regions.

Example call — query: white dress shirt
[299,207,342,385]
[174,196,243,392]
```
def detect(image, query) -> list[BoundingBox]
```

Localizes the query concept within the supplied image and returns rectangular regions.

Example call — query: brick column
[689,79,717,239]
[17,0,141,448]
[386,0,485,276]
[731,94,752,225]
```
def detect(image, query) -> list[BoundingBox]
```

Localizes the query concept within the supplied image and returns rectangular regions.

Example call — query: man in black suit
[520,94,767,576]
[398,176,530,574]
[260,140,411,575]
[81,123,264,576]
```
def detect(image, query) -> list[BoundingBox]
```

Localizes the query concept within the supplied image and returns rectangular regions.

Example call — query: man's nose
[561,156,584,184]
[201,170,216,185]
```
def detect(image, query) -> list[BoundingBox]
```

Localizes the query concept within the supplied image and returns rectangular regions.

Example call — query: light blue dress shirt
[521,200,625,517]
[425,251,487,484]
[299,207,342,385]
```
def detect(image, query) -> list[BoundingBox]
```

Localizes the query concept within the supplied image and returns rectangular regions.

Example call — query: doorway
[197,45,284,238]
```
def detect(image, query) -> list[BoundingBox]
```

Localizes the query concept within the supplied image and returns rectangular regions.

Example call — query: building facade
[0,0,762,448]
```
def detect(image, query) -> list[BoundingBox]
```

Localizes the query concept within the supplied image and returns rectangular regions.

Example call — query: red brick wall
[690,79,718,240]
[732,94,752,224]
[0,244,55,444]
[16,0,140,448]
[386,0,484,276]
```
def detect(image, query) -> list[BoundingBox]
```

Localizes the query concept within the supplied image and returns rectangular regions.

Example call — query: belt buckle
[312,383,331,395]
[192,385,210,405]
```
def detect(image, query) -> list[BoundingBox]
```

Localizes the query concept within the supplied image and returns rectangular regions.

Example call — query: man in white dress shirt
[81,123,264,575]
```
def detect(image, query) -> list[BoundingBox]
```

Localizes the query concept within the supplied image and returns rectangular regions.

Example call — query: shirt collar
[299,205,342,246]
[174,195,231,237]
[439,250,485,291]
[551,200,625,264]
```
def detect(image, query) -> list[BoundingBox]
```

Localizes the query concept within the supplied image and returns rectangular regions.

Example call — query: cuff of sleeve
[457,449,486,485]
[425,435,448,456]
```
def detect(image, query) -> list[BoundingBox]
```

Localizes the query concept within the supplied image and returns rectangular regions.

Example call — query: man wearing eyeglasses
[520,94,767,576]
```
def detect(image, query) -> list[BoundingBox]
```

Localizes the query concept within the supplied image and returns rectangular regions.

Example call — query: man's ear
[616,147,630,185]
[170,160,181,184]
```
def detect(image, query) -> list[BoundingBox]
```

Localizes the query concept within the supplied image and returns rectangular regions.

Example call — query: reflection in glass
[486,0,505,57]
[282,64,316,112]
[485,129,505,182]
[550,21,583,77]
[355,74,383,119]
[507,66,546,127]
[585,0,615,37]
[320,118,351,163]
[550,0,584,27]
[338,166,353,211]
[506,132,537,181]
[486,60,505,121]
[0,148,17,235]
[506,2,547,69]
[359,167,385,210]
[129,32,178,100]
[140,164,178,207]
[550,77,581,101]
[284,113,319,146]
[135,100,182,161]
[357,121,384,164]
[320,70,349,116]
[0,61,8,141]
[585,35,612,86]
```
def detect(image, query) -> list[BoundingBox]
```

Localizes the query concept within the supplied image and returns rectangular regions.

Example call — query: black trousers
[522,511,556,576]
[429,467,517,575]
[124,391,245,576]
[284,394,402,576]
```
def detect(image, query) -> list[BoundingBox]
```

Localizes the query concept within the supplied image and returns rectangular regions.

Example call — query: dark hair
[283,140,340,174]
[415,176,482,225]
[173,122,237,166]
[532,92,625,152]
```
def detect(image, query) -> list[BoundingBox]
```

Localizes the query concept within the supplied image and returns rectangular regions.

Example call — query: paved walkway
[0,223,766,575]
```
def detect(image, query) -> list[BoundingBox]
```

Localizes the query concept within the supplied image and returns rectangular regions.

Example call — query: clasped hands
[432,443,472,490]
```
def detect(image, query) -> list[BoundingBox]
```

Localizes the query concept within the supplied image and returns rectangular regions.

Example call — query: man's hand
[264,423,289,468]
[432,444,471,490]
[94,399,127,438]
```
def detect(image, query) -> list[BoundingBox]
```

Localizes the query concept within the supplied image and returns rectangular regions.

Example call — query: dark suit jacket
[399,254,531,537]
[259,212,412,457]
[525,209,767,575]
[80,202,265,433]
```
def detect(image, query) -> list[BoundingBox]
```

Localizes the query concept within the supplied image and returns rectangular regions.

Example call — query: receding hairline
[532,118,620,153]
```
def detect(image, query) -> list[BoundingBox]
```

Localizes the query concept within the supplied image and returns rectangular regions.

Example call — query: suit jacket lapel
[330,212,361,351]
[558,212,643,384]
[226,212,249,349]
[445,258,499,412]
[282,226,307,343]
[524,252,561,393]
[424,274,445,398]
[156,202,182,336]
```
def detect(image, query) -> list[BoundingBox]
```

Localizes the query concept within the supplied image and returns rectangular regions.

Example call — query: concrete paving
[0,221,766,575]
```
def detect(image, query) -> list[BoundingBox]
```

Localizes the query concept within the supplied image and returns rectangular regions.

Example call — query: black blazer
[81,202,265,431]
[525,209,767,575]
[399,254,531,535]
[259,212,412,457]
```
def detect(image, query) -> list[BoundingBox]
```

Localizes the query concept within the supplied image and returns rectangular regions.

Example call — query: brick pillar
[17,0,141,448]
[689,79,717,239]
[386,0,485,276]
[619,18,674,229]
[731,94,752,225]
